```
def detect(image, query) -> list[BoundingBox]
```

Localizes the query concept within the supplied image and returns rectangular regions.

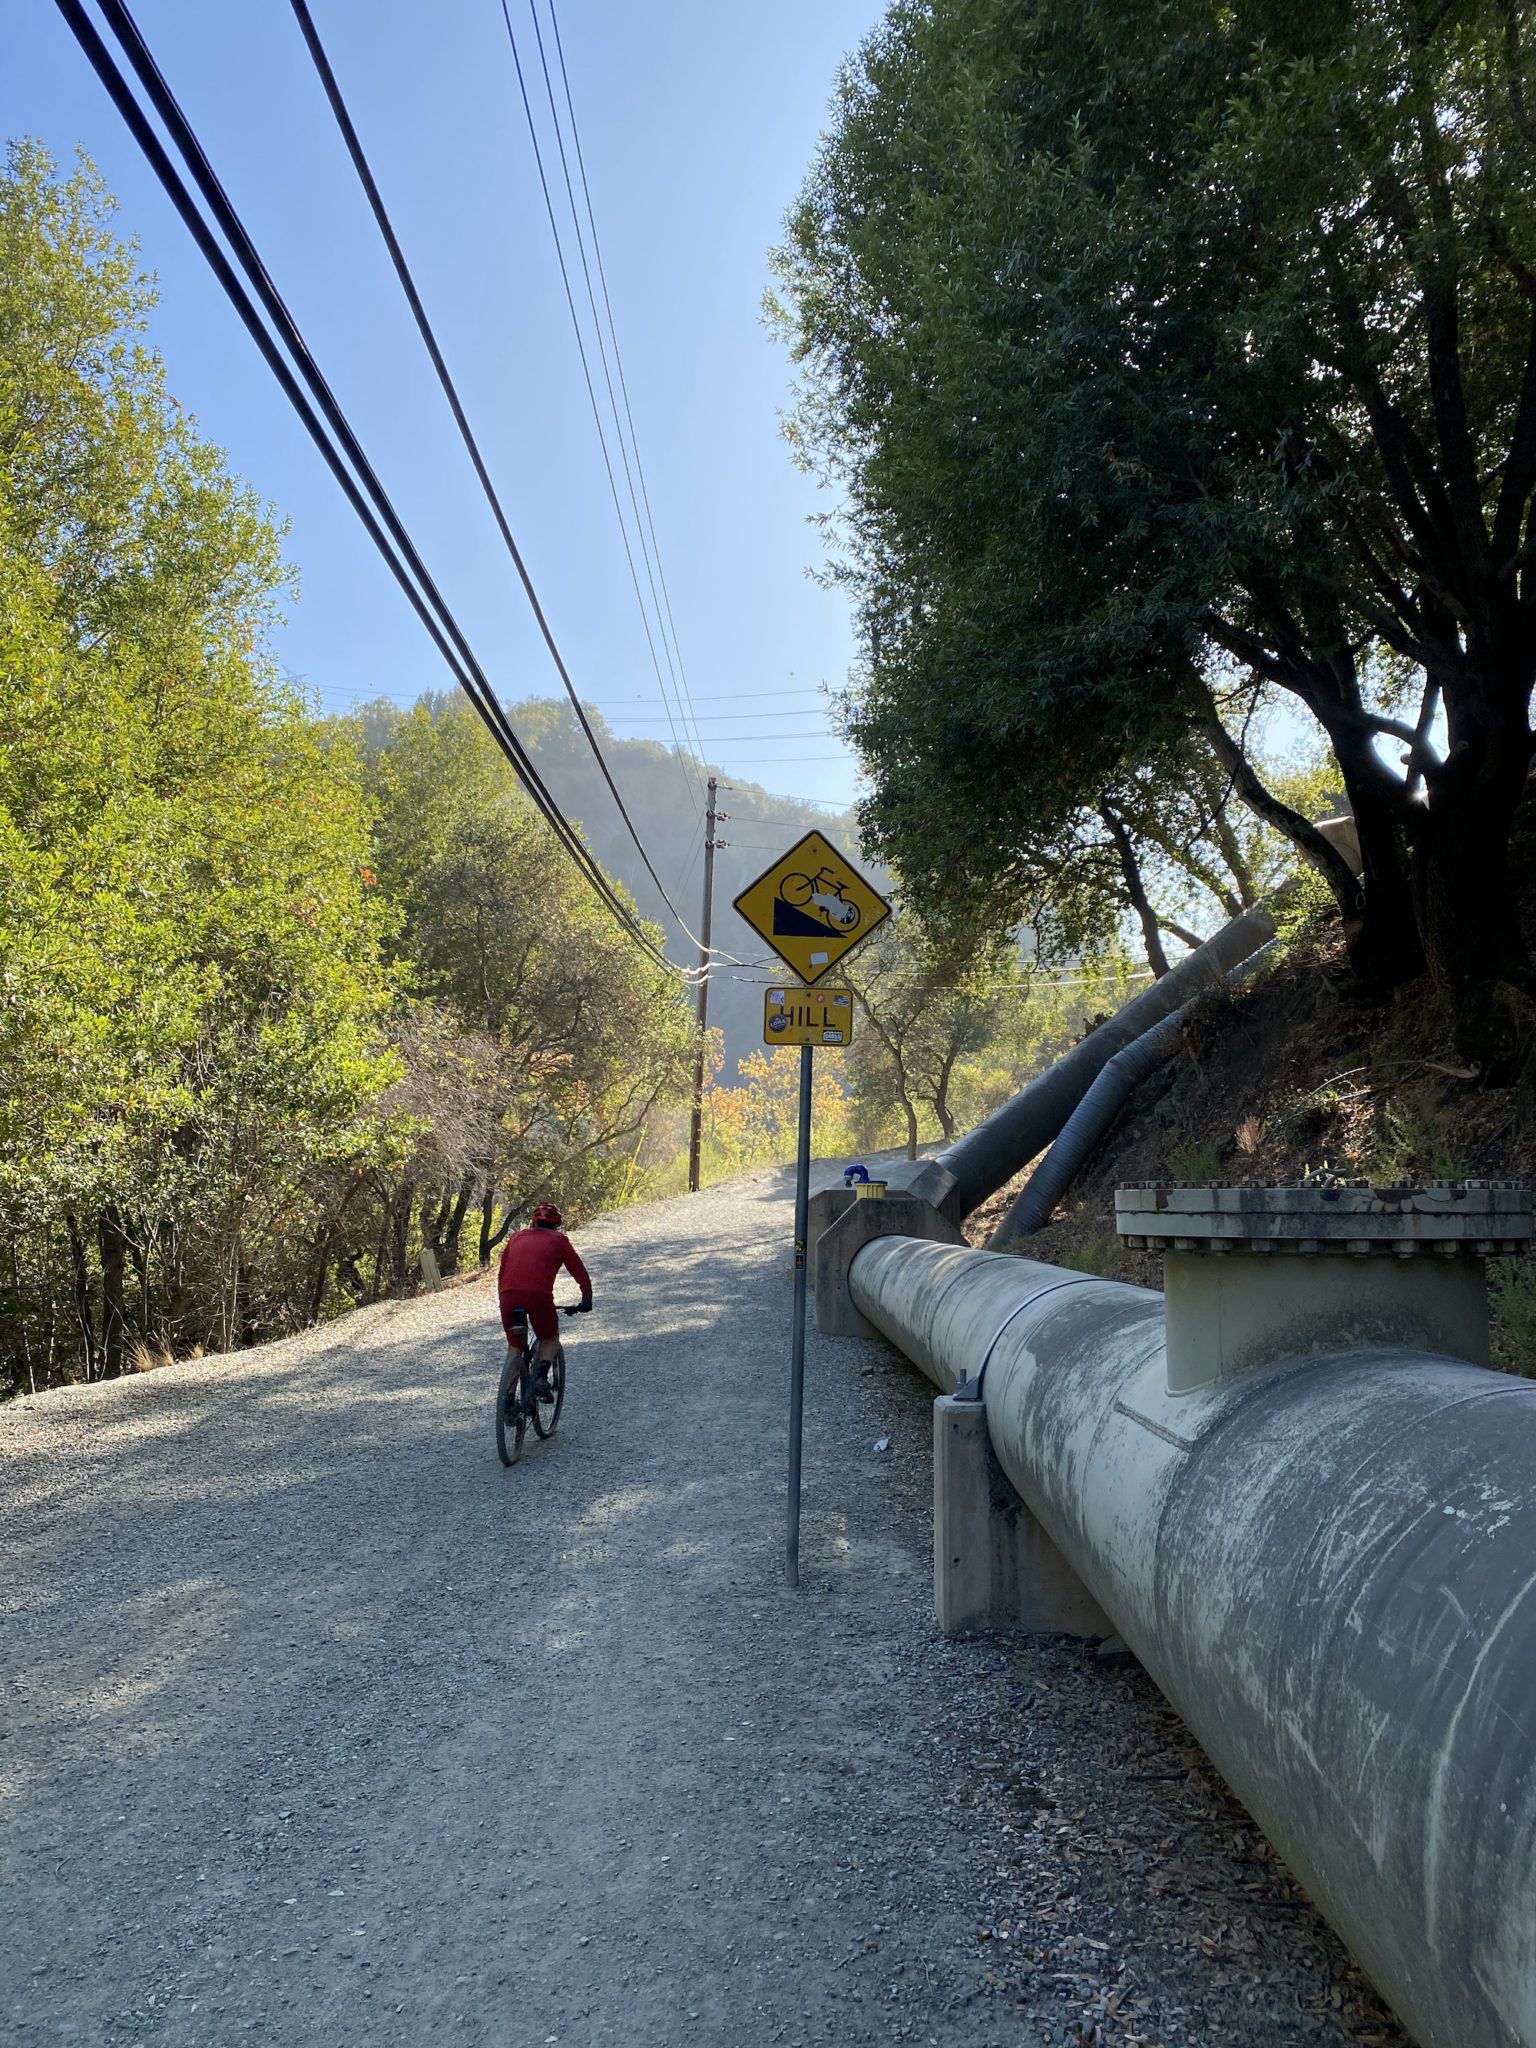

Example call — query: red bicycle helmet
[530,1201,562,1228]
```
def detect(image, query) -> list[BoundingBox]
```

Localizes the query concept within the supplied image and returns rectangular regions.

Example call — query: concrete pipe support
[848,1231,1536,2048]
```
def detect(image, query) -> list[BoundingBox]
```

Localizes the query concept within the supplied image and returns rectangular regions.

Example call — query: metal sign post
[736,832,889,1592]
[786,1041,813,1588]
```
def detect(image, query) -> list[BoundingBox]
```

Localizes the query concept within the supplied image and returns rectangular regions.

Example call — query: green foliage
[1362,1103,1466,1187]
[1054,1227,1122,1280]
[1492,1257,1536,1379]
[773,0,1536,1023]
[845,911,1012,1153]
[0,148,696,1395]
[361,698,696,1238]
[1167,1138,1225,1185]
[0,143,398,1386]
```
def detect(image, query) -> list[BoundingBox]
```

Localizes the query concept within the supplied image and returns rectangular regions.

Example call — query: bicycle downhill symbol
[774,867,862,937]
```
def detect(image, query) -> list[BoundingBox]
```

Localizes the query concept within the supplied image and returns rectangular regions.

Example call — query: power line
[60,0,685,979]
[583,709,840,727]
[497,0,704,808]
[598,732,841,746]
[586,686,828,706]
[523,0,694,760]
[286,0,698,940]
[729,799,857,816]
[541,0,712,774]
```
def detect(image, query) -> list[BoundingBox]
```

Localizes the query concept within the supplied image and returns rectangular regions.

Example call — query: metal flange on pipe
[848,1183,1536,2048]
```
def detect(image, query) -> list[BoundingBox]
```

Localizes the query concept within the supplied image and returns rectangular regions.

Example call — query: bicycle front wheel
[495,1347,529,1466]
[532,1344,565,1440]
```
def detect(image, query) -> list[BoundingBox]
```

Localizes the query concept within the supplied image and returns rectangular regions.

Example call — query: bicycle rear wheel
[532,1343,565,1439]
[495,1346,529,1466]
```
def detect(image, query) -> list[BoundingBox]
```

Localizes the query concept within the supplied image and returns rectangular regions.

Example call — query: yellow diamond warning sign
[764,986,854,1047]
[733,831,891,985]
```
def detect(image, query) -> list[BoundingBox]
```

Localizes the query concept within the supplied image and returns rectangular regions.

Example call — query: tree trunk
[1205,704,1421,987]
[307,1174,366,1323]
[1210,804,1258,907]
[1327,725,1426,990]
[236,1257,260,1346]
[98,1209,128,1379]
[902,1097,920,1161]
[10,1243,35,1398]
[1099,799,1171,977]
[369,1199,391,1302]
[932,1048,960,1141]
[1413,710,1535,1061]
[64,1214,98,1381]
[308,1241,335,1325]
[129,1234,150,1333]
[423,1187,452,1262]
[441,1176,475,1275]
[391,1181,415,1290]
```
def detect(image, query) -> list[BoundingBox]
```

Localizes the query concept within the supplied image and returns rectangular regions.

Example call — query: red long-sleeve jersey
[497,1226,590,1326]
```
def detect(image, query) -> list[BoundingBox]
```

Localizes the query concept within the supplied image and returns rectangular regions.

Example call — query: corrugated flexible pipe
[936,904,1278,1217]
[989,941,1278,1248]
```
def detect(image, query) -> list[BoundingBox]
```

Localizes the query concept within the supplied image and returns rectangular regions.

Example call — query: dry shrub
[127,1339,174,1374]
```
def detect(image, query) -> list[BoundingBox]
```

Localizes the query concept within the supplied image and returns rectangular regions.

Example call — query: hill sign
[763,985,854,1046]
[733,830,890,985]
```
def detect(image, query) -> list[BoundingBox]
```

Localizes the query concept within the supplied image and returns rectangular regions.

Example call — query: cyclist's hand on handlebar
[578,1294,593,1314]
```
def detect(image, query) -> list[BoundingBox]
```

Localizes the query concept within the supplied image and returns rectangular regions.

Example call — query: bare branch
[1198,698,1363,911]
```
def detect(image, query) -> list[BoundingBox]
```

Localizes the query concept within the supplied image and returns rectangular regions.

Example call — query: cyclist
[496,1201,592,1397]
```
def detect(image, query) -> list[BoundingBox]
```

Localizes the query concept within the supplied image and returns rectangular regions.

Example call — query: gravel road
[3,1169,1404,2048]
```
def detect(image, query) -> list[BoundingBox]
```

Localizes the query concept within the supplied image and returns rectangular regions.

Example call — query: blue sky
[4,0,885,816]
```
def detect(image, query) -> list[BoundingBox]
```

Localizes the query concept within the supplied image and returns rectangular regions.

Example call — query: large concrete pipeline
[849,1215,1536,2048]
[936,905,1276,1216]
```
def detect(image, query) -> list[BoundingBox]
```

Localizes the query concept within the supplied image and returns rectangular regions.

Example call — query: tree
[708,1046,854,1167]
[775,0,1536,1054]
[363,699,696,1264]
[0,144,398,1387]
[846,914,1010,1153]
[1009,744,1277,975]
[0,149,701,1400]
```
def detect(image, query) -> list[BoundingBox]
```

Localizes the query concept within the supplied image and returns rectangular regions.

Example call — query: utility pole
[687,777,724,1193]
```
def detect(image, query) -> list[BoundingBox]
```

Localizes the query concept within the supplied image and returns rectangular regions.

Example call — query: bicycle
[495,1302,585,1466]
[778,866,861,932]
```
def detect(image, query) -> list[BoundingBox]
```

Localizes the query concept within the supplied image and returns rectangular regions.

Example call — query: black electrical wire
[286,0,702,941]
[57,0,685,978]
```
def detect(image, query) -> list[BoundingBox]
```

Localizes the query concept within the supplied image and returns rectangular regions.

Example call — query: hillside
[379,693,887,1079]
[969,904,1536,1375]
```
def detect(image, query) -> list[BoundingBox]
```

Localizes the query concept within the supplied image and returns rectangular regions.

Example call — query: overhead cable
[286,0,706,943]
[590,686,827,707]
[58,0,686,978]
[497,0,703,806]
[534,0,712,777]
